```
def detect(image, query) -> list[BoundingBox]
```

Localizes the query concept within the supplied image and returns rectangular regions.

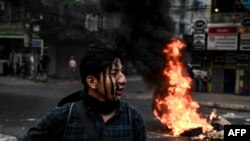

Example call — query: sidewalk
[0,76,72,85]
[193,92,250,112]
[0,134,17,141]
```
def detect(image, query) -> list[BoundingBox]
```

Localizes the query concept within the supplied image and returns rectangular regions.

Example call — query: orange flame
[153,38,213,136]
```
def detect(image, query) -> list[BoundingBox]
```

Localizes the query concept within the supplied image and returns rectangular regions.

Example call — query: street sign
[31,39,43,48]
[193,20,206,29]
[241,17,250,26]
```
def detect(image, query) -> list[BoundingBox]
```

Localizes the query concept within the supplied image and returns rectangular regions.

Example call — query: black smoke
[100,0,176,89]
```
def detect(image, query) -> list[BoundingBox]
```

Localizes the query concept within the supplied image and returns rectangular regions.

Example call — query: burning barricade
[152,38,231,140]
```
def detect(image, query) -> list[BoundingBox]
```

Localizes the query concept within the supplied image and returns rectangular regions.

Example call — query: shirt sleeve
[22,105,69,141]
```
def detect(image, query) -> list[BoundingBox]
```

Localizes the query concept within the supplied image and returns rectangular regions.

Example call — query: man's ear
[86,75,97,89]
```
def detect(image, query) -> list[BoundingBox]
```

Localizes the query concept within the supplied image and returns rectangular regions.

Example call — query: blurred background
[0,0,250,95]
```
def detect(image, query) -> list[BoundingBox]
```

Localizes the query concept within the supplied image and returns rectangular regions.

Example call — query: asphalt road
[0,79,250,141]
[0,81,188,141]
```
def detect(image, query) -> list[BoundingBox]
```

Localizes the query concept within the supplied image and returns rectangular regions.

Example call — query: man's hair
[80,42,125,90]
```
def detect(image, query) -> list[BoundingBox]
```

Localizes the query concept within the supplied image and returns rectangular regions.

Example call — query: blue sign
[241,0,250,11]
[31,39,43,48]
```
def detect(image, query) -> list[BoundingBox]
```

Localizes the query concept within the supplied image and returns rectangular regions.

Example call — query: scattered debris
[188,109,231,140]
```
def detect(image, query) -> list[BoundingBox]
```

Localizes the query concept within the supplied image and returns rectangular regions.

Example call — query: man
[41,52,50,81]
[23,43,147,141]
[68,55,77,82]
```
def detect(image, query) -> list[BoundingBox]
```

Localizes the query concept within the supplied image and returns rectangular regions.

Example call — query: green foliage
[37,0,104,47]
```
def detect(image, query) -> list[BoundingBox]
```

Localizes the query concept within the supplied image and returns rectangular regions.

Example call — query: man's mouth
[116,88,124,96]
[116,91,122,96]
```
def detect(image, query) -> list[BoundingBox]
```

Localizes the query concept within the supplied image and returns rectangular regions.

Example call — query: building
[0,0,120,79]
[177,0,250,94]
[1,0,249,94]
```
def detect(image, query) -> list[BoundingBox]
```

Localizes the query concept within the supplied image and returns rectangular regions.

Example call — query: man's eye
[109,72,117,75]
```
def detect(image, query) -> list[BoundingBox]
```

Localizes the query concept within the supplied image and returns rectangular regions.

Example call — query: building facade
[1,0,249,94]
[179,0,250,94]
[0,0,120,79]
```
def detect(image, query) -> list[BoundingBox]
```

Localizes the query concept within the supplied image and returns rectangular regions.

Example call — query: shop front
[0,22,30,76]
[207,24,250,94]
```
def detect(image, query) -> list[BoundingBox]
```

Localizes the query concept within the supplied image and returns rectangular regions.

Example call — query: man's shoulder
[52,103,75,117]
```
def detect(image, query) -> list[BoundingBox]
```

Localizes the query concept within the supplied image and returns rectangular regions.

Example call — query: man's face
[96,58,126,101]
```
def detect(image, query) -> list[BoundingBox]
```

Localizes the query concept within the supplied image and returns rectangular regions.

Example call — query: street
[2,0,250,140]
[0,77,250,140]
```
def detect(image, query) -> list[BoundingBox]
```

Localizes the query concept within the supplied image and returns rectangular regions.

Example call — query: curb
[0,134,18,141]
[199,101,250,112]
[125,95,250,112]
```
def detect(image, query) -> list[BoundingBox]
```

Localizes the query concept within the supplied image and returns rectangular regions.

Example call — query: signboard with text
[31,39,43,48]
[0,22,24,38]
[192,20,206,50]
[193,33,205,50]
[240,27,250,51]
[207,35,238,50]
[240,34,250,50]
[207,27,238,50]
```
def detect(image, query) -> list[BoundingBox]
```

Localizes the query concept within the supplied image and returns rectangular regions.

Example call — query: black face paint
[102,70,108,97]
[109,66,115,100]
[109,59,121,100]
[114,59,119,97]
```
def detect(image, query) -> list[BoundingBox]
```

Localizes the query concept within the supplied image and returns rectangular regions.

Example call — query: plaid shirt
[23,100,147,141]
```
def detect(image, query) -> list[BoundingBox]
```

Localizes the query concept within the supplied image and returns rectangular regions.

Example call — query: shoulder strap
[76,101,101,141]
[63,102,74,141]
[67,102,74,125]
[128,108,135,141]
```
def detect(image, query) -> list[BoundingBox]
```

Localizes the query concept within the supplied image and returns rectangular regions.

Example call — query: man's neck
[83,94,120,115]
[101,109,117,123]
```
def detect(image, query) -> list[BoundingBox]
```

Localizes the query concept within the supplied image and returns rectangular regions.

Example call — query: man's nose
[117,73,126,85]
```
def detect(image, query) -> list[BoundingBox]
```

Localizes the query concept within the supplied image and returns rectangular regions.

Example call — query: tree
[38,0,104,46]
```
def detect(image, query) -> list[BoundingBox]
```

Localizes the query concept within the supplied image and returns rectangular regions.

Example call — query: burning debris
[152,38,231,140]
[209,109,231,130]
[188,109,231,140]
[180,127,203,137]
[189,109,231,140]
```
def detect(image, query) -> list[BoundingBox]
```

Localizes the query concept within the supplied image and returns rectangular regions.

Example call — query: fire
[153,38,213,136]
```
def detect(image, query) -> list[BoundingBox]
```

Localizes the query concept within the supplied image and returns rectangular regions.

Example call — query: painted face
[96,58,126,101]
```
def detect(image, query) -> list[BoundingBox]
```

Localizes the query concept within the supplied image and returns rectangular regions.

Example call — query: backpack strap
[128,108,135,141]
[63,102,75,141]
[76,101,101,141]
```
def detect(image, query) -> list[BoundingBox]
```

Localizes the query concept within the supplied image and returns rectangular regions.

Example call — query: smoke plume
[100,0,176,89]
